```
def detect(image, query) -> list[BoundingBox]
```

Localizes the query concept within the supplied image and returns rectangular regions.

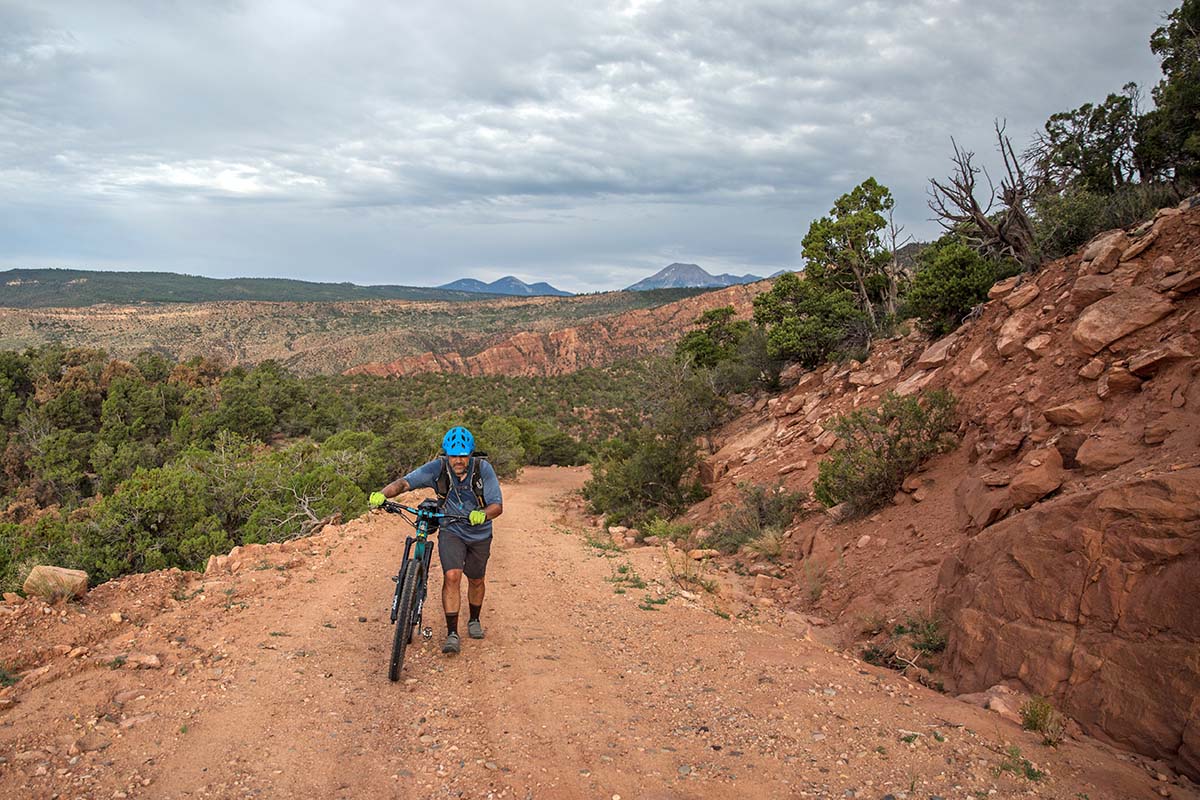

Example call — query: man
[369,426,503,655]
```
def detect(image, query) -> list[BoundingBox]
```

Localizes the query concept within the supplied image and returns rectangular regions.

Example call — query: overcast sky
[0,1,1171,293]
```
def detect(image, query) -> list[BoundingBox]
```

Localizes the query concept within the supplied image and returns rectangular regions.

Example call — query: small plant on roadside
[582,529,622,555]
[814,390,957,518]
[663,544,719,593]
[862,610,946,672]
[643,516,692,544]
[707,482,806,554]
[893,612,947,654]
[638,594,669,611]
[900,732,919,744]
[0,665,18,687]
[745,527,786,559]
[1020,696,1066,746]
[607,562,647,592]
[800,559,826,603]
[996,745,1045,781]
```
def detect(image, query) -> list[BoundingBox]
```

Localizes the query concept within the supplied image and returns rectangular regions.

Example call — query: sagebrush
[707,482,806,555]
[814,390,957,517]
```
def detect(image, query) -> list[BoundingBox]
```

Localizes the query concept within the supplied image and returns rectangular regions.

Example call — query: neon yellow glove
[469,510,487,525]
[369,491,386,508]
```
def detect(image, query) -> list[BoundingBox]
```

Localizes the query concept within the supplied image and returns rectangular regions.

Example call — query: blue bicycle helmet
[441,426,475,456]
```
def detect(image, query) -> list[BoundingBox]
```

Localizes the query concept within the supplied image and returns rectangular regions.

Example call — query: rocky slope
[682,199,1200,784]
[346,281,762,377]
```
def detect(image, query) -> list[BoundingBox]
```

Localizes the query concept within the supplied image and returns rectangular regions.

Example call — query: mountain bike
[380,499,467,680]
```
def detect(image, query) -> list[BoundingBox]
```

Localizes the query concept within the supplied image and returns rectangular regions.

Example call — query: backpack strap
[436,455,488,509]
[434,456,451,502]
[469,456,487,508]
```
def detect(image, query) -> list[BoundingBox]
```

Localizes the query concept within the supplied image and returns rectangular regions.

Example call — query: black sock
[446,613,458,635]
[469,603,482,622]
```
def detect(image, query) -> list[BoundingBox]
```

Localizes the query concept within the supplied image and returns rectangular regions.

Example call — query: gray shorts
[438,533,492,579]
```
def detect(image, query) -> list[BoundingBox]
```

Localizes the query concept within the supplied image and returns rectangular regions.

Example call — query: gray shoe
[442,632,461,654]
[467,618,484,640]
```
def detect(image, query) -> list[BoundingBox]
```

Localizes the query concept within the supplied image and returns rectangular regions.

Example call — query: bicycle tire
[388,562,421,681]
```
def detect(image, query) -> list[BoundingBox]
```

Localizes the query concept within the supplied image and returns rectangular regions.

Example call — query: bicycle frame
[390,511,437,641]
[381,498,468,677]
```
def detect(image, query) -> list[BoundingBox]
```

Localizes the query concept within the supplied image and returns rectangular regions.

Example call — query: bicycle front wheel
[388,561,421,681]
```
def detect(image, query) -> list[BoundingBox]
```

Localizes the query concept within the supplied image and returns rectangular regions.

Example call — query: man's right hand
[369,491,386,508]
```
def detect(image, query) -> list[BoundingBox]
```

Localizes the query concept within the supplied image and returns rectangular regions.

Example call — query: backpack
[433,453,489,509]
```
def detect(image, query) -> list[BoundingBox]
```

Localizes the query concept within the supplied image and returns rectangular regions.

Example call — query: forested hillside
[0,346,660,589]
[0,268,493,306]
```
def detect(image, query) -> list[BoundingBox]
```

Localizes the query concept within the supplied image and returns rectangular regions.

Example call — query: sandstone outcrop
[937,470,1200,779]
[349,282,762,377]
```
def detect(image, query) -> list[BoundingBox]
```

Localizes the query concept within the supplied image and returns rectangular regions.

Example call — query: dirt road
[0,467,1185,799]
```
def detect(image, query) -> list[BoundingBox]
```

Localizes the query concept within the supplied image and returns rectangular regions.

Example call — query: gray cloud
[0,0,1170,292]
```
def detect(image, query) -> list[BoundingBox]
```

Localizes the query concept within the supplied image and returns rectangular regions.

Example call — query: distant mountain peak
[437,275,572,297]
[624,263,764,292]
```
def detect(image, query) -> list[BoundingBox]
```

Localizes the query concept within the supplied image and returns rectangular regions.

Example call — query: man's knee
[467,576,485,589]
[444,569,464,586]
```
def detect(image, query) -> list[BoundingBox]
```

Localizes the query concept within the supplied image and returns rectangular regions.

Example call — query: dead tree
[928,121,1040,269]
[883,207,913,318]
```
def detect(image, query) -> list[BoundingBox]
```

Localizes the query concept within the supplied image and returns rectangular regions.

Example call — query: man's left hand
[469,510,487,525]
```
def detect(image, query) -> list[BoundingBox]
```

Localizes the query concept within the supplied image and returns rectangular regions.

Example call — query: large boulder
[955,476,1012,531]
[1071,287,1175,355]
[23,566,89,601]
[1128,340,1195,377]
[1044,397,1104,426]
[997,310,1038,358]
[1007,448,1065,509]
[1070,274,1115,308]
[1003,283,1041,310]
[1081,229,1129,262]
[1075,437,1139,473]
[937,469,1200,779]
[916,335,958,369]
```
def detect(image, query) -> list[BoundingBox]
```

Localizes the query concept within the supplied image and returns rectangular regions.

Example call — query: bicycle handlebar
[379,500,469,525]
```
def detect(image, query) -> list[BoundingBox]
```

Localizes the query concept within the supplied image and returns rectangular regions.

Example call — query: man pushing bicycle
[370,426,503,655]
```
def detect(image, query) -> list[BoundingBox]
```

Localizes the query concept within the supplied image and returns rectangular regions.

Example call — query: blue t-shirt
[403,457,502,543]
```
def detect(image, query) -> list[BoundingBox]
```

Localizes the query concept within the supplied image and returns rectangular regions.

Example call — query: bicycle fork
[390,537,416,624]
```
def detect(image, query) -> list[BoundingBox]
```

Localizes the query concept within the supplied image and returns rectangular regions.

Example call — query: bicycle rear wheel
[388,562,421,681]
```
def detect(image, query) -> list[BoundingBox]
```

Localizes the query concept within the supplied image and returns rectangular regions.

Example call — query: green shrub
[643,516,692,543]
[1020,696,1066,746]
[814,390,957,517]
[583,428,706,526]
[707,482,806,554]
[893,612,947,654]
[582,363,720,526]
[903,241,1012,337]
[477,417,526,479]
[1032,182,1177,259]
